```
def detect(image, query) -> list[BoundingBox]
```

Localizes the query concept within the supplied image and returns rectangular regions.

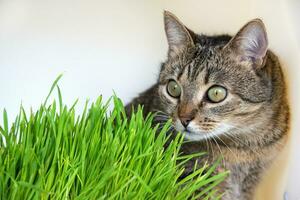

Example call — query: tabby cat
[125,11,289,200]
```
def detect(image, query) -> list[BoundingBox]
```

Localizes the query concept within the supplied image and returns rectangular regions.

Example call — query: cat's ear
[224,19,268,67]
[164,11,194,57]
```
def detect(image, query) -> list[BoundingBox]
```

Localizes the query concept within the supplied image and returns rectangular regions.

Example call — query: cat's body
[125,12,289,200]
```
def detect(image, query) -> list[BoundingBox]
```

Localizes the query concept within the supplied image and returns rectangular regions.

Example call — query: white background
[0,0,299,199]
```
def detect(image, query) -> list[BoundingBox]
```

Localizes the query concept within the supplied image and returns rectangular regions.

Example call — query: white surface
[0,0,299,199]
[282,0,300,199]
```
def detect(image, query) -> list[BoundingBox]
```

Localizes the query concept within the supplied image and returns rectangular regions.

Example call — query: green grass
[0,76,227,200]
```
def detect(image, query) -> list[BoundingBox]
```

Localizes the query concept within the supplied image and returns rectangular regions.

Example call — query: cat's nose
[178,103,197,128]
[180,116,194,128]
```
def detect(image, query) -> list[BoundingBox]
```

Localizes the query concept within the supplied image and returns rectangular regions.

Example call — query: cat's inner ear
[164,11,194,57]
[225,19,268,67]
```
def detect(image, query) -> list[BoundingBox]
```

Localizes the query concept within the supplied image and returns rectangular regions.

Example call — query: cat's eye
[207,86,227,103]
[167,80,181,98]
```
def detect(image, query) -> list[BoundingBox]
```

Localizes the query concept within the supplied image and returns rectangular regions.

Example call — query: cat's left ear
[164,11,195,58]
[224,19,268,68]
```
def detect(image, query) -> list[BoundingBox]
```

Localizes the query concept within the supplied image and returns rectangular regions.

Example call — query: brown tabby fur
[125,11,289,200]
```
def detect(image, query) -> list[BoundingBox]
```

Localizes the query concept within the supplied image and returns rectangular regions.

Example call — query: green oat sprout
[0,76,228,199]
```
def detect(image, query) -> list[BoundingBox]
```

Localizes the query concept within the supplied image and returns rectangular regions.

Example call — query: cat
[125,11,289,200]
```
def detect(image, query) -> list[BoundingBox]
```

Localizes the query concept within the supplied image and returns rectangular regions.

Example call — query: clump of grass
[0,77,227,200]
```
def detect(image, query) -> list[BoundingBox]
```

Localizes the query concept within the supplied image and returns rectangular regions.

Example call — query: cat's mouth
[173,120,208,141]
[173,119,231,141]
[181,130,208,141]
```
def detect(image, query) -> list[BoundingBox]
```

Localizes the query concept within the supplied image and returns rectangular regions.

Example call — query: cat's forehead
[163,45,235,81]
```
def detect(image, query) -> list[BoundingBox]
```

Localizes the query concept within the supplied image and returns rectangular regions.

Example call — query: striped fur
[125,12,289,200]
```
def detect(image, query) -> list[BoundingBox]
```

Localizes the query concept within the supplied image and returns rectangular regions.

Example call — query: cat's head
[157,11,272,141]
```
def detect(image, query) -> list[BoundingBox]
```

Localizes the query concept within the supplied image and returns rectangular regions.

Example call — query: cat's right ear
[164,11,194,58]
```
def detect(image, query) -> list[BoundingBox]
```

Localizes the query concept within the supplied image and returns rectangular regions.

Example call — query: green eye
[167,80,181,98]
[207,86,227,103]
